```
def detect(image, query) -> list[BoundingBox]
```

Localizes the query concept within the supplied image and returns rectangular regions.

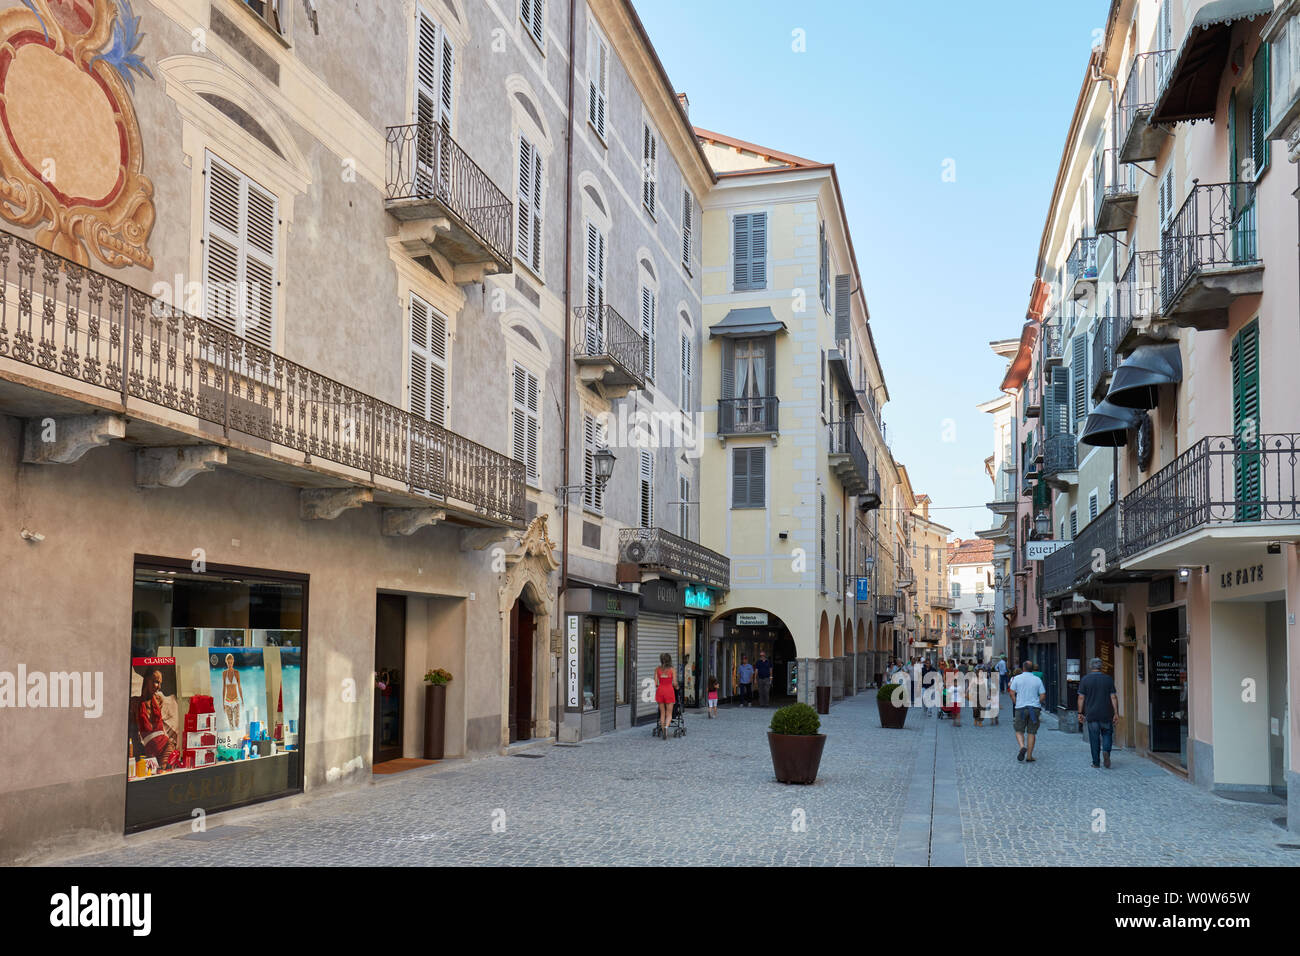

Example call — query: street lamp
[1034,510,1051,539]
[557,447,616,499]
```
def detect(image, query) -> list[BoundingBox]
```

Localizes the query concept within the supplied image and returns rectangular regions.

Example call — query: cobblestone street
[58,695,1298,867]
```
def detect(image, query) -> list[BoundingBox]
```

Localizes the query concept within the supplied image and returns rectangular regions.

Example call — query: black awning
[1107,344,1183,409]
[1080,400,1142,447]
[708,306,787,338]
[1150,0,1274,124]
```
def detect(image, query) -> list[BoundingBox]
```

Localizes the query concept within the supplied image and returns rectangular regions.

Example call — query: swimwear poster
[208,648,266,734]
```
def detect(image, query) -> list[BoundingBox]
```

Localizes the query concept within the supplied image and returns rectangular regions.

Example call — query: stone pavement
[55,695,1299,866]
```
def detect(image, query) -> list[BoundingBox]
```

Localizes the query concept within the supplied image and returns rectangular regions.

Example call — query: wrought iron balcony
[1121,434,1300,563]
[1114,250,1165,356]
[1090,315,1115,401]
[1160,181,1262,329]
[1042,432,1077,486]
[573,304,645,398]
[384,122,513,276]
[858,470,882,511]
[1041,318,1065,366]
[875,593,897,620]
[718,395,779,436]
[1070,501,1140,593]
[828,419,870,494]
[0,228,525,526]
[1043,540,1076,598]
[1095,148,1139,234]
[1066,236,1099,298]
[617,527,730,591]
[929,594,954,610]
[1118,50,1174,164]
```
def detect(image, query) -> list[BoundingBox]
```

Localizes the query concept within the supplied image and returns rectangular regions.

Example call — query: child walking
[707,676,719,718]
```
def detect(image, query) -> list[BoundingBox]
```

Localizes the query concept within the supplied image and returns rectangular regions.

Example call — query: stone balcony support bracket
[135,446,227,488]
[21,414,126,464]
[300,487,374,521]
[460,527,511,551]
[382,507,447,537]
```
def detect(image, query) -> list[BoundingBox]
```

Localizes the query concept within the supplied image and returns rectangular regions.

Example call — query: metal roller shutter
[599,619,616,733]
[636,613,678,723]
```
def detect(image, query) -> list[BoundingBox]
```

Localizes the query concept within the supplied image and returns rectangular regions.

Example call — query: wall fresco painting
[0,0,154,268]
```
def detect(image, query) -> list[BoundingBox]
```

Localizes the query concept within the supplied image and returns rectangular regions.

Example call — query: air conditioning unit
[620,538,649,563]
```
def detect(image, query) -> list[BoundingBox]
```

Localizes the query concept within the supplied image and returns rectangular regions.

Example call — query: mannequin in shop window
[222,653,244,730]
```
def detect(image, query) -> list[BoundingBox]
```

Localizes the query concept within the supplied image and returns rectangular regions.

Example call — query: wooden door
[373,595,406,764]
[516,608,534,742]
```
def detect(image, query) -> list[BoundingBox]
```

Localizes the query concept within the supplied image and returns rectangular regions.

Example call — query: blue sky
[637,0,1104,538]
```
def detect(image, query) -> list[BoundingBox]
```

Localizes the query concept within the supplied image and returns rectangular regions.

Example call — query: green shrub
[877,683,903,703]
[769,702,821,736]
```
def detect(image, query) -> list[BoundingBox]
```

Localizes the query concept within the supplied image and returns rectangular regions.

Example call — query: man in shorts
[1008,660,1047,762]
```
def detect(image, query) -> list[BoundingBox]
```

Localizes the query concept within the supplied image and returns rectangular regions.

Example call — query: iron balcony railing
[617,527,730,591]
[1043,541,1076,597]
[0,229,526,524]
[573,303,646,386]
[1115,250,1163,349]
[1042,432,1077,478]
[876,594,897,618]
[1118,50,1174,156]
[828,418,870,485]
[1090,315,1114,398]
[1041,318,1065,364]
[1161,181,1260,310]
[718,395,779,435]
[929,594,954,609]
[1072,501,1120,588]
[1122,434,1300,558]
[1066,236,1100,289]
[384,122,514,268]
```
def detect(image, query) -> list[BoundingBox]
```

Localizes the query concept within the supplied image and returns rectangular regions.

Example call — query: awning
[826,349,864,411]
[1080,400,1142,447]
[708,306,787,338]
[1150,0,1274,124]
[1107,344,1183,409]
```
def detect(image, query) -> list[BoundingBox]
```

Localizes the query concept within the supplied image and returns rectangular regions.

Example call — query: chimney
[677,92,689,117]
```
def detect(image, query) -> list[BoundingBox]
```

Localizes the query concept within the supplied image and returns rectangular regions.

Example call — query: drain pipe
[557,0,578,734]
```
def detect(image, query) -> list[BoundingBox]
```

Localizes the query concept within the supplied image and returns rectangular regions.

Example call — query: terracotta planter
[423,682,447,759]
[767,732,827,784]
[877,698,909,729]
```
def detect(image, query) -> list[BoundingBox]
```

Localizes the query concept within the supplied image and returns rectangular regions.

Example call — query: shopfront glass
[680,618,700,708]
[615,622,627,706]
[127,562,305,831]
[582,618,598,711]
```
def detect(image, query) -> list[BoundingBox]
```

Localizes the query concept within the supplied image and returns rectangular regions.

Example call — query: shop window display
[126,562,306,831]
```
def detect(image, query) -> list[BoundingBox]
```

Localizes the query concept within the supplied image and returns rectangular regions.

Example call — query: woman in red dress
[654,653,676,739]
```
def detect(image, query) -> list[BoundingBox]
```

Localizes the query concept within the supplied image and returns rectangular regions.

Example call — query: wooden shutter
[1089,491,1099,520]
[640,450,654,528]
[1252,43,1271,177]
[642,124,657,214]
[202,153,277,351]
[820,349,826,415]
[731,447,748,507]
[1158,169,1173,225]
[517,137,534,265]
[732,214,751,290]
[834,274,851,341]
[681,190,693,271]
[1158,0,1171,51]
[414,12,445,190]
[679,475,690,538]
[641,286,655,381]
[818,222,828,309]
[409,293,447,428]
[513,364,540,485]
[522,0,544,45]
[1070,509,1078,539]
[820,493,826,590]
[588,26,608,139]
[680,332,691,405]
[1045,365,1070,434]
[583,414,605,512]
[749,447,765,505]
[1072,333,1087,428]
[749,212,767,289]
[720,337,735,399]
[1231,321,1262,519]
[584,221,605,351]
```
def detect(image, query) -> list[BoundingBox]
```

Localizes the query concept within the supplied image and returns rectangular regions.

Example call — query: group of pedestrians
[655,651,776,735]
[1006,657,1118,767]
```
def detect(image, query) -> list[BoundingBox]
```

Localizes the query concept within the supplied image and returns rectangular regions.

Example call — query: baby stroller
[651,685,686,739]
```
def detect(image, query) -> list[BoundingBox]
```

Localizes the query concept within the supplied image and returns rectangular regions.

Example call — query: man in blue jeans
[1077,657,1119,768]
[755,651,773,706]
[737,655,755,707]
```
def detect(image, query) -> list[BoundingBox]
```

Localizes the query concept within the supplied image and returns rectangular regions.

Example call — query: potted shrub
[877,683,909,729]
[767,702,826,784]
[423,668,452,760]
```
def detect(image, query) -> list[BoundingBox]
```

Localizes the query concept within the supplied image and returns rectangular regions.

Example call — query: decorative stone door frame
[496,515,559,745]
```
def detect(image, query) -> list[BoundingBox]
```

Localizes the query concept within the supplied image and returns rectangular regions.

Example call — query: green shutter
[1252,43,1271,177]
[1072,333,1087,428]
[1231,321,1261,521]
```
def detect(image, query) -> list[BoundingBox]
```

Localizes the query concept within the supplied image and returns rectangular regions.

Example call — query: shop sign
[855,577,871,601]
[1025,540,1069,561]
[736,612,768,626]
[684,585,713,610]
[1213,555,1281,599]
[566,615,579,709]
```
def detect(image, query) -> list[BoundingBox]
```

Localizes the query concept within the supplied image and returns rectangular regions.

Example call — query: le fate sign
[1025,540,1069,561]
